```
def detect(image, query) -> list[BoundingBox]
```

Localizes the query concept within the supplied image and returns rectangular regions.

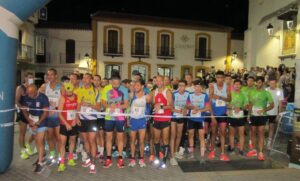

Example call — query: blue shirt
[21,93,49,127]
[173,90,190,117]
[189,92,209,122]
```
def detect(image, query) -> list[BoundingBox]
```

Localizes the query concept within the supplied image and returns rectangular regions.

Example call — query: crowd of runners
[15,64,295,174]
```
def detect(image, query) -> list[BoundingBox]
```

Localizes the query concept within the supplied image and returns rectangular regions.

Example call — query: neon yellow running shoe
[58,164,66,172]
[67,159,76,167]
[25,143,33,156]
[20,149,29,160]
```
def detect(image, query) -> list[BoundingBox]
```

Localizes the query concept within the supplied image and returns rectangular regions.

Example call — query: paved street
[0,125,300,181]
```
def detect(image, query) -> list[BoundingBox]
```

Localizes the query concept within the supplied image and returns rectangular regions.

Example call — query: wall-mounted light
[231,51,237,63]
[78,53,91,69]
[286,17,294,30]
[266,23,280,39]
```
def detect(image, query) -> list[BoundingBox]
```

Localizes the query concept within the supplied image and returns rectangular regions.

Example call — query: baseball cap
[64,82,74,92]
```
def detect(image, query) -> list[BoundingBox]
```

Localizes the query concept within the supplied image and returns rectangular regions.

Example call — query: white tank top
[131,95,146,119]
[45,82,61,110]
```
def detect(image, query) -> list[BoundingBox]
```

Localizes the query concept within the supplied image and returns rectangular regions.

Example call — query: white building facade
[245,0,299,69]
[92,12,244,80]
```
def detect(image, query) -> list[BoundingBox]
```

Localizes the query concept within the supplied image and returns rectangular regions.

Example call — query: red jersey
[153,88,171,122]
[60,95,78,125]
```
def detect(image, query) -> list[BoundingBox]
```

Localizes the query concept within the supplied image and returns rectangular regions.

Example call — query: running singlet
[173,90,190,118]
[105,86,129,121]
[153,88,171,122]
[230,91,248,118]
[188,92,209,122]
[61,95,78,125]
[45,82,61,110]
[249,89,273,116]
[211,83,228,116]
[130,93,147,120]
[77,86,100,120]
[265,87,284,116]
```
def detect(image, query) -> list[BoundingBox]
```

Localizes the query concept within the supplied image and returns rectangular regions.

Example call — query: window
[157,30,174,59]
[35,35,46,63]
[157,64,173,78]
[104,25,123,56]
[105,64,121,79]
[66,39,75,63]
[195,33,211,60]
[108,30,118,53]
[135,32,145,54]
[131,28,149,57]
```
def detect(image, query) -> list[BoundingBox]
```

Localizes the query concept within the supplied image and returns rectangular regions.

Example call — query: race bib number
[111,108,121,115]
[216,99,226,107]
[174,106,183,117]
[232,110,244,118]
[29,114,39,123]
[157,108,164,114]
[67,110,76,120]
[131,107,145,118]
[191,111,201,118]
[81,106,93,113]
[49,97,59,108]
[252,107,262,116]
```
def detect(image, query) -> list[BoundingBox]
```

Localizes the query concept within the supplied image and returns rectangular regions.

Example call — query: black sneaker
[34,163,44,174]
[239,150,244,156]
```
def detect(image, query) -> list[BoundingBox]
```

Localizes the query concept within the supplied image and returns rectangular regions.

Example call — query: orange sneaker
[149,154,155,162]
[258,152,265,161]
[117,158,125,168]
[208,150,215,160]
[103,159,112,168]
[246,150,257,157]
[159,151,164,159]
[220,154,230,161]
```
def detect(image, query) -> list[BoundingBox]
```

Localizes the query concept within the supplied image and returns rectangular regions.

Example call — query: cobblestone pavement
[0,125,300,181]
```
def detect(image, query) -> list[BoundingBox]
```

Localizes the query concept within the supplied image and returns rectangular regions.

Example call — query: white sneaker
[267,139,272,151]
[81,151,88,162]
[138,159,146,168]
[178,147,185,155]
[175,152,183,159]
[170,158,178,166]
[128,159,136,167]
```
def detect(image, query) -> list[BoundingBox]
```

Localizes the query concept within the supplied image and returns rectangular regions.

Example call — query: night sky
[46,0,248,33]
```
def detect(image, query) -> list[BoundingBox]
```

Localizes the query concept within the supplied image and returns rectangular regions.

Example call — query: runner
[186,80,210,164]
[265,78,284,150]
[21,84,49,173]
[93,75,105,162]
[128,79,151,168]
[247,76,274,161]
[152,75,173,168]
[57,82,78,172]
[227,79,248,156]
[15,72,35,159]
[208,70,231,161]
[76,73,101,173]
[102,75,129,169]
[39,68,62,163]
[170,80,189,166]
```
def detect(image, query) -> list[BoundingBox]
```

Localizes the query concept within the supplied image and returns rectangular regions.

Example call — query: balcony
[194,49,212,61]
[157,47,175,60]
[17,44,33,63]
[131,45,150,58]
[36,52,51,64]
[103,44,123,57]
[59,52,81,64]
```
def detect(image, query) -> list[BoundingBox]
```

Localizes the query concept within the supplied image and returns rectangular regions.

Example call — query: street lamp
[266,23,279,39]
[286,17,294,30]
[78,53,90,71]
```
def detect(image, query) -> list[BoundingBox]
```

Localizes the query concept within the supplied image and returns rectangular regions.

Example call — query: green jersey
[249,89,273,115]
[229,91,248,117]
[241,86,255,99]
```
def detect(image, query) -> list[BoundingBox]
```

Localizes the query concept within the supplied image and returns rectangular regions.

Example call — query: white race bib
[81,106,93,113]
[252,107,262,116]
[49,97,59,108]
[174,106,183,117]
[131,107,145,118]
[216,99,226,107]
[232,110,244,118]
[67,110,76,120]
[29,114,39,123]
[191,111,201,118]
